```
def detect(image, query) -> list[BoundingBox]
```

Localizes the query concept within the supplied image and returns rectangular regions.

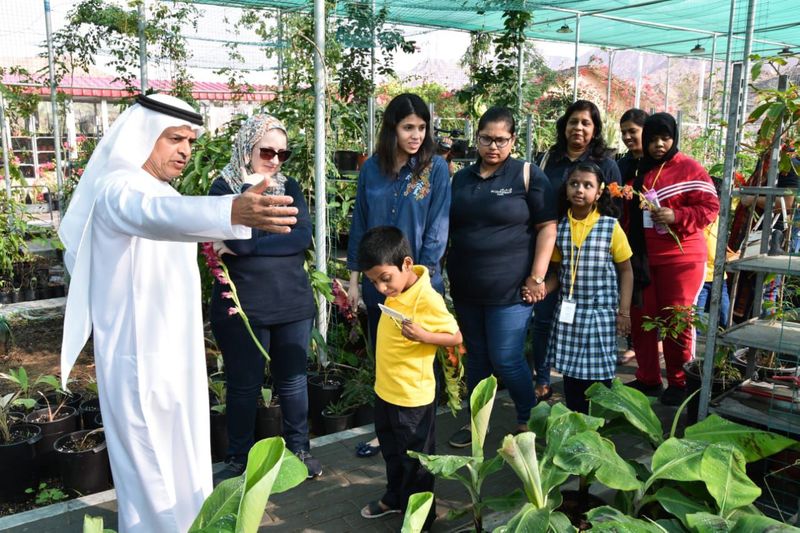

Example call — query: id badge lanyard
[560,215,587,324]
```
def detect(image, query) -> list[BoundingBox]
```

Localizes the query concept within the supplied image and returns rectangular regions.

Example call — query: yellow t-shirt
[703,216,726,282]
[375,265,460,407]
[551,209,633,264]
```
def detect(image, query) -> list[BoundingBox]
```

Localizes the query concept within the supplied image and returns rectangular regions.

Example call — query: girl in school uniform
[528,162,633,413]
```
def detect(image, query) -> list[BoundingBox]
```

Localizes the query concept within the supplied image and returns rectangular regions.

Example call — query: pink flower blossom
[228,307,240,316]
[332,279,356,324]
[221,291,233,299]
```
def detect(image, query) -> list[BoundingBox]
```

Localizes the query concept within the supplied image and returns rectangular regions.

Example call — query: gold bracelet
[618,312,630,317]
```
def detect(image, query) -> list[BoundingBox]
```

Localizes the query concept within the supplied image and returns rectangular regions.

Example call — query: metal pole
[44,0,64,200]
[738,0,757,144]
[277,9,284,88]
[573,14,580,102]
[705,34,718,131]
[676,110,683,149]
[313,0,328,345]
[696,60,705,123]
[137,1,148,93]
[517,40,524,115]
[525,114,533,162]
[367,0,377,155]
[635,52,643,108]
[698,62,742,421]
[664,57,670,112]
[719,1,736,161]
[0,94,11,197]
[606,49,613,114]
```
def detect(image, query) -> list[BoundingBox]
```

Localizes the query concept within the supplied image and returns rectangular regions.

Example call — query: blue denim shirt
[347,154,451,307]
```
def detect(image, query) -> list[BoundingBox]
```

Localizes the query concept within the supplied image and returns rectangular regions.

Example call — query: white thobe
[62,169,249,532]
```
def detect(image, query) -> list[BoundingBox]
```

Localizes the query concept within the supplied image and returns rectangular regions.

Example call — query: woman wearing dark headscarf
[625,112,719,406]
[531,100,621,401]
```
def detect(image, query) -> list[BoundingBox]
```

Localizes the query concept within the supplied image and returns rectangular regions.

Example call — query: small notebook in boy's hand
[378,303,408,323]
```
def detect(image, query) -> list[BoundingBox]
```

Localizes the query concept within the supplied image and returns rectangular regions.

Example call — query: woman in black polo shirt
[446,107,557,447]
[530,100,621,401]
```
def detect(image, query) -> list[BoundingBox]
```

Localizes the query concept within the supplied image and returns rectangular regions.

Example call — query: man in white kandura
[59,93,298,532]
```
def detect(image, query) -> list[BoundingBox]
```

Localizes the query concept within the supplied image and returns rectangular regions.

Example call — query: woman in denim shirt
[346,94,450,457]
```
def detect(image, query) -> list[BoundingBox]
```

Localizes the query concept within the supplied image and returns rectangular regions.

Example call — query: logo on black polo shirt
[491,187,513,196]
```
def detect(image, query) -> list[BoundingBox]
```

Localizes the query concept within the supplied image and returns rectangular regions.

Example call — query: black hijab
[627,113,680,303]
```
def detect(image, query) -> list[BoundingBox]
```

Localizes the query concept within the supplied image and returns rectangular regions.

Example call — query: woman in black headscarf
[625,113,719,406]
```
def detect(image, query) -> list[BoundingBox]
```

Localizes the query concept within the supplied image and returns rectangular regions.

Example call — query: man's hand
[231,178,298,233]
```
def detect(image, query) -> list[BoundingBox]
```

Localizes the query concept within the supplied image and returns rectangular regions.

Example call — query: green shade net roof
[186,0,800,59]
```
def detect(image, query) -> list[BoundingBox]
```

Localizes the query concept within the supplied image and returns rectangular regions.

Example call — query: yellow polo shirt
[551,209,632,264]
[703,217,726,282]
[375,265,460,407]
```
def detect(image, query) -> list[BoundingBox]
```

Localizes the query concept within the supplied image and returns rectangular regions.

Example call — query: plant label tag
[559,299,576,324]
[642,210,654,228]
[378,303,408,323]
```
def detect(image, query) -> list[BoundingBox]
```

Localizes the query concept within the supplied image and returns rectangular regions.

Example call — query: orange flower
[608,182,622,198]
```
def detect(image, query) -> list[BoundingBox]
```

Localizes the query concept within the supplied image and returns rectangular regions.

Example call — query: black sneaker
[625,379,664,397]
[213,458,245,486]
[660,386,687,406]
[448,424,471,448]
[295,450,322,479]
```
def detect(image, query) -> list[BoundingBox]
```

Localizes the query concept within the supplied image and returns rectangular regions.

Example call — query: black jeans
[563,376,612,414]
[374,396,436,527]
[212,316,313,461]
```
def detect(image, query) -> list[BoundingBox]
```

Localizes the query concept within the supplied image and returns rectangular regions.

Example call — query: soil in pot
[733,350,798,381]
[557,489,607,530]
[255,401,282,440]
[321,409,354,435]
[54,429,112,495]
[308,374,343,435]
[25,406,79,477]
[0,424,42,502]
[79,398,102,430]
[209,411,228,463]
[685,361,741,425]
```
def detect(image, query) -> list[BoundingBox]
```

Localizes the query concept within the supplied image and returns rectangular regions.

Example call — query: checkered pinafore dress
[547,215,619,380]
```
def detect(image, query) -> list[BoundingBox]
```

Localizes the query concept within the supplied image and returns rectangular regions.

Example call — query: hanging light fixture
[690,42,705,54]
[778,46,794,56]
[557,23,573,34]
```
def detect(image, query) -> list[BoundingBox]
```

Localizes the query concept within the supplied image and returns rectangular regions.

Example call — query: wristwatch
[531,275,545,285]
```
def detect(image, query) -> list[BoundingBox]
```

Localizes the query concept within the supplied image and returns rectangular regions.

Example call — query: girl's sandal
[360,500,401,519]
[355,441,381,458]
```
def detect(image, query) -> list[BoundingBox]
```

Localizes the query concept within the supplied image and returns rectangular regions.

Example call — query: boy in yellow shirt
[356,226,462,528]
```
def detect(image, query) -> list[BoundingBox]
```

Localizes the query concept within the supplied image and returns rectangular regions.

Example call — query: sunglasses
[259,147,292,162]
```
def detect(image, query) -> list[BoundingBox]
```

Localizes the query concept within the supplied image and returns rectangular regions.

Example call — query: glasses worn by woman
[476,134,512,148]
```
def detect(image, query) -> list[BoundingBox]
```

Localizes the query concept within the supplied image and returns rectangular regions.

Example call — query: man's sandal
[360,500,401,519]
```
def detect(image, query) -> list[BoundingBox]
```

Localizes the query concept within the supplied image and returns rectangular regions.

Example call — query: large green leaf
[482,489,527,512]
[586,379,663,447]
[654,519,689,533]
[82,515,115,533]
[497,433,544,507]
[586,506,670,531]
[477,452,506,480]
[409,451,472,479]
[652,486,711,525]
[544,411,604,464]
[470,376,497,457]
[685,415,797,463]
[528,401,551,436]
[729,513,800,532]
[700,443,761,515]
[401,492,434,533]
[553,432,641,491]
[237,438,303,533]
[647,438,708,489]
[493,503,551,533]
[271,449,309,494]
[685,511,731,532]
[189,477,243,531]
[548,511,575,532]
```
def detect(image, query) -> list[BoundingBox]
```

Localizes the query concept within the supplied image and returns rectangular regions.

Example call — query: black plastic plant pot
[8,411,25,425]
[94,413,103,427]
[24,406,79,477]
[79,398,102,430]
[209,411,228,463]
[36,391,84,411]
[307,375,343,435]
[54,429,111,495]
[0,424,42,502]
[321,410,354,435]
[255,403,283,440]
[354,404,374,427]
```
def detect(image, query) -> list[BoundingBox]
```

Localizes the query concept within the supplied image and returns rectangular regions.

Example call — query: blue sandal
[355,441,381,458]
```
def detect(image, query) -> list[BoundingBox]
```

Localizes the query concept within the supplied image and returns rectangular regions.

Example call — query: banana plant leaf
[699,443,761,515]
[586,379,663,447]
[400,492,434,533]
[554,431,641,491]
[684,414,797,463]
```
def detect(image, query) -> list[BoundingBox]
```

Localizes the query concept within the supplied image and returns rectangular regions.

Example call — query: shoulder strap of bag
[524,162,531,193]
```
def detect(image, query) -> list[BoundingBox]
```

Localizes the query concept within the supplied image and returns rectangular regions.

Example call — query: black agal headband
[136,94,203,126]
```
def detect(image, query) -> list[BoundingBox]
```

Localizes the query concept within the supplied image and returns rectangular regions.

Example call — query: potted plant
[24,393,79,477]
[255,387,282,440]
[0,366,53,412]
[79,378,102,430]
[341,366,375,427]
[208,377,227,463]
[54,427,111,495]
[0,391,42,502]
[321,398,355,435]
